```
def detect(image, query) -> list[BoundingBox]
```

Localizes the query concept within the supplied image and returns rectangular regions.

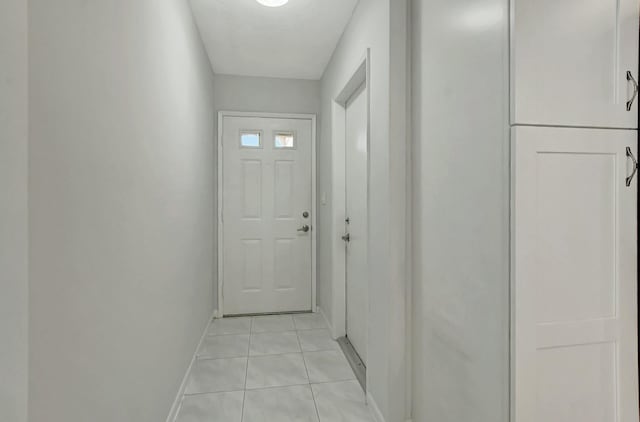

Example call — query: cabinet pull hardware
[626,71,638,111]
[626,147,638,187]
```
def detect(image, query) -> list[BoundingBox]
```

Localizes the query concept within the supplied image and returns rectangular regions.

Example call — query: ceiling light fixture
[256,0,289,7]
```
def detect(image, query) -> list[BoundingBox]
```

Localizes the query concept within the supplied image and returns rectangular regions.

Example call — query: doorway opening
[329,51,370,389]
[217,111,317,317]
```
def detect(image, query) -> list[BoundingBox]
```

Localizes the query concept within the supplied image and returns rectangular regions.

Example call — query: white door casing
[511,0,639,128]
[219,113,316,316]
[345,83,368,364]
[512,126,639,422]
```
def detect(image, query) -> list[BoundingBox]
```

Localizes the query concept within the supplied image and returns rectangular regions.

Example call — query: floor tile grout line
[184,388,246,397]
[245,381,311,391]
[198,347,347,362]
[206,327,329,337]
[195,355,249,362]
[310,384,323,422]
[198,352,355,378]
[197,348,339,360]
[296,330,321,421]
[239,390,246,422]
[240,318,253,422]
[250,330,301,357]
[172,396,184,422]
[296,330,341,353]
[178,380,360,399]
[205,331,252,337]
[251,314,295,334]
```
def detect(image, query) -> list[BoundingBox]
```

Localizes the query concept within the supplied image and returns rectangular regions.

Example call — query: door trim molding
[329,50,370,340]
[217,111,317,317]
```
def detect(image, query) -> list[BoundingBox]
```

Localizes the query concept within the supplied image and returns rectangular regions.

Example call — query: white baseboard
[317,306,334,336]
[165,311,216,422]
[367,392,386,422]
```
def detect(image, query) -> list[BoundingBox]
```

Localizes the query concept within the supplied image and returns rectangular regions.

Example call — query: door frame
[217,111,318,317]
[329,50,370,340]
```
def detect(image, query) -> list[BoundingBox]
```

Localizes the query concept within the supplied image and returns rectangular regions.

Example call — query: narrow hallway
[3,0,638,420]
[174,314,373,422]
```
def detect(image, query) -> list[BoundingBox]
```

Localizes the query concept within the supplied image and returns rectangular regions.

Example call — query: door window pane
[274,132,295,148]
[240,131,261,148]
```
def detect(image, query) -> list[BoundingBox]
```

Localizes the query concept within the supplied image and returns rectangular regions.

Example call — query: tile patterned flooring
[174,313,374,422]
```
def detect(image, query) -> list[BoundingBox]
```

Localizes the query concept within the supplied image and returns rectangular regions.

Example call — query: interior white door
[512,126,639,422]
[345,84,368,364]
[222,116,313,315]
[511,0,639,128]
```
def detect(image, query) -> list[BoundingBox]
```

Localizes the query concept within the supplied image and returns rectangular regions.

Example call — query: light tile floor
[174,313,374,422]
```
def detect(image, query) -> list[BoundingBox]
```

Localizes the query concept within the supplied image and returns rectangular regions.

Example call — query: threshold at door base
[338,336,366,390]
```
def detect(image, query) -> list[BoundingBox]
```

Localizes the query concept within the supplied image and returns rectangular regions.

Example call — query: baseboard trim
[165,310,216,422]
[367,392,386,422]
[317,306,334,337]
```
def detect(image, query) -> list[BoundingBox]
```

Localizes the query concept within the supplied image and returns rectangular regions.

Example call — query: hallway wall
[411,0,510,421]
[318,0,409,420]
[28,1,216,421]
[213,74,320,116]
[0,0,29,421]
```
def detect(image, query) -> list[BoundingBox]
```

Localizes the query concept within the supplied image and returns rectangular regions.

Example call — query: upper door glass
[274,132,295,148]
[240,131,261,148]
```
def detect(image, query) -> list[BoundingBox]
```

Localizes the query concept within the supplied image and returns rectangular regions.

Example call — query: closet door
[511,0,639,128]
[512,126,638,422]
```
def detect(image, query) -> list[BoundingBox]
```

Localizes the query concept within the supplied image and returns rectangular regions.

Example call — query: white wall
[212,73,320,310]
[0,0,29,421]
[411,0,510,421]
[28,1,216,421]
[318,0,409,420]
[213,74,320,115]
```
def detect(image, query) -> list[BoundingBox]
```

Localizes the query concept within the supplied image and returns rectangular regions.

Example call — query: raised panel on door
[511,0,639,128]
[512,126,638,422]
[242,160,262,218]
[222,116,313,315]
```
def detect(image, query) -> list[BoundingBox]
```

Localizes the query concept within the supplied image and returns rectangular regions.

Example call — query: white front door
[221,115,313,315]
[512,126,639,422]
[345,84,368,364]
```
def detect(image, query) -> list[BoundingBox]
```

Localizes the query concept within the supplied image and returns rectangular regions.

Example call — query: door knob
[297,225,310,233]
[341,233,350,242]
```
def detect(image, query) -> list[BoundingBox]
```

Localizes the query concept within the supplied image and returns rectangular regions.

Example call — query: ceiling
[189,0,359,80]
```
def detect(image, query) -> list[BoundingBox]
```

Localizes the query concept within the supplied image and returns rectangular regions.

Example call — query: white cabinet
[511,0,639,128]
[512,126,639,422]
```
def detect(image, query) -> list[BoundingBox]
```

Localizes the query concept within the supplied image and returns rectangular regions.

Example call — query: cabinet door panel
[512,126,638,422]
[511,0,639,128]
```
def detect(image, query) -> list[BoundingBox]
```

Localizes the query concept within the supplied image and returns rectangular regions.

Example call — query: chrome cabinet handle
[627,71,638,111]
[297,225,310,233]
[626,147,638,187]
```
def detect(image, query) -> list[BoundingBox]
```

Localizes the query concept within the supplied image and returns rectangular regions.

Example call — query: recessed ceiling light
[256,0,289,7]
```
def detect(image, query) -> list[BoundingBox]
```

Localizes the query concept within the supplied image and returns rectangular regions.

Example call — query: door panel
[511,0,639,128]
[345,85,368,364]
[222,116,313,315]
[512,126,638,422]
